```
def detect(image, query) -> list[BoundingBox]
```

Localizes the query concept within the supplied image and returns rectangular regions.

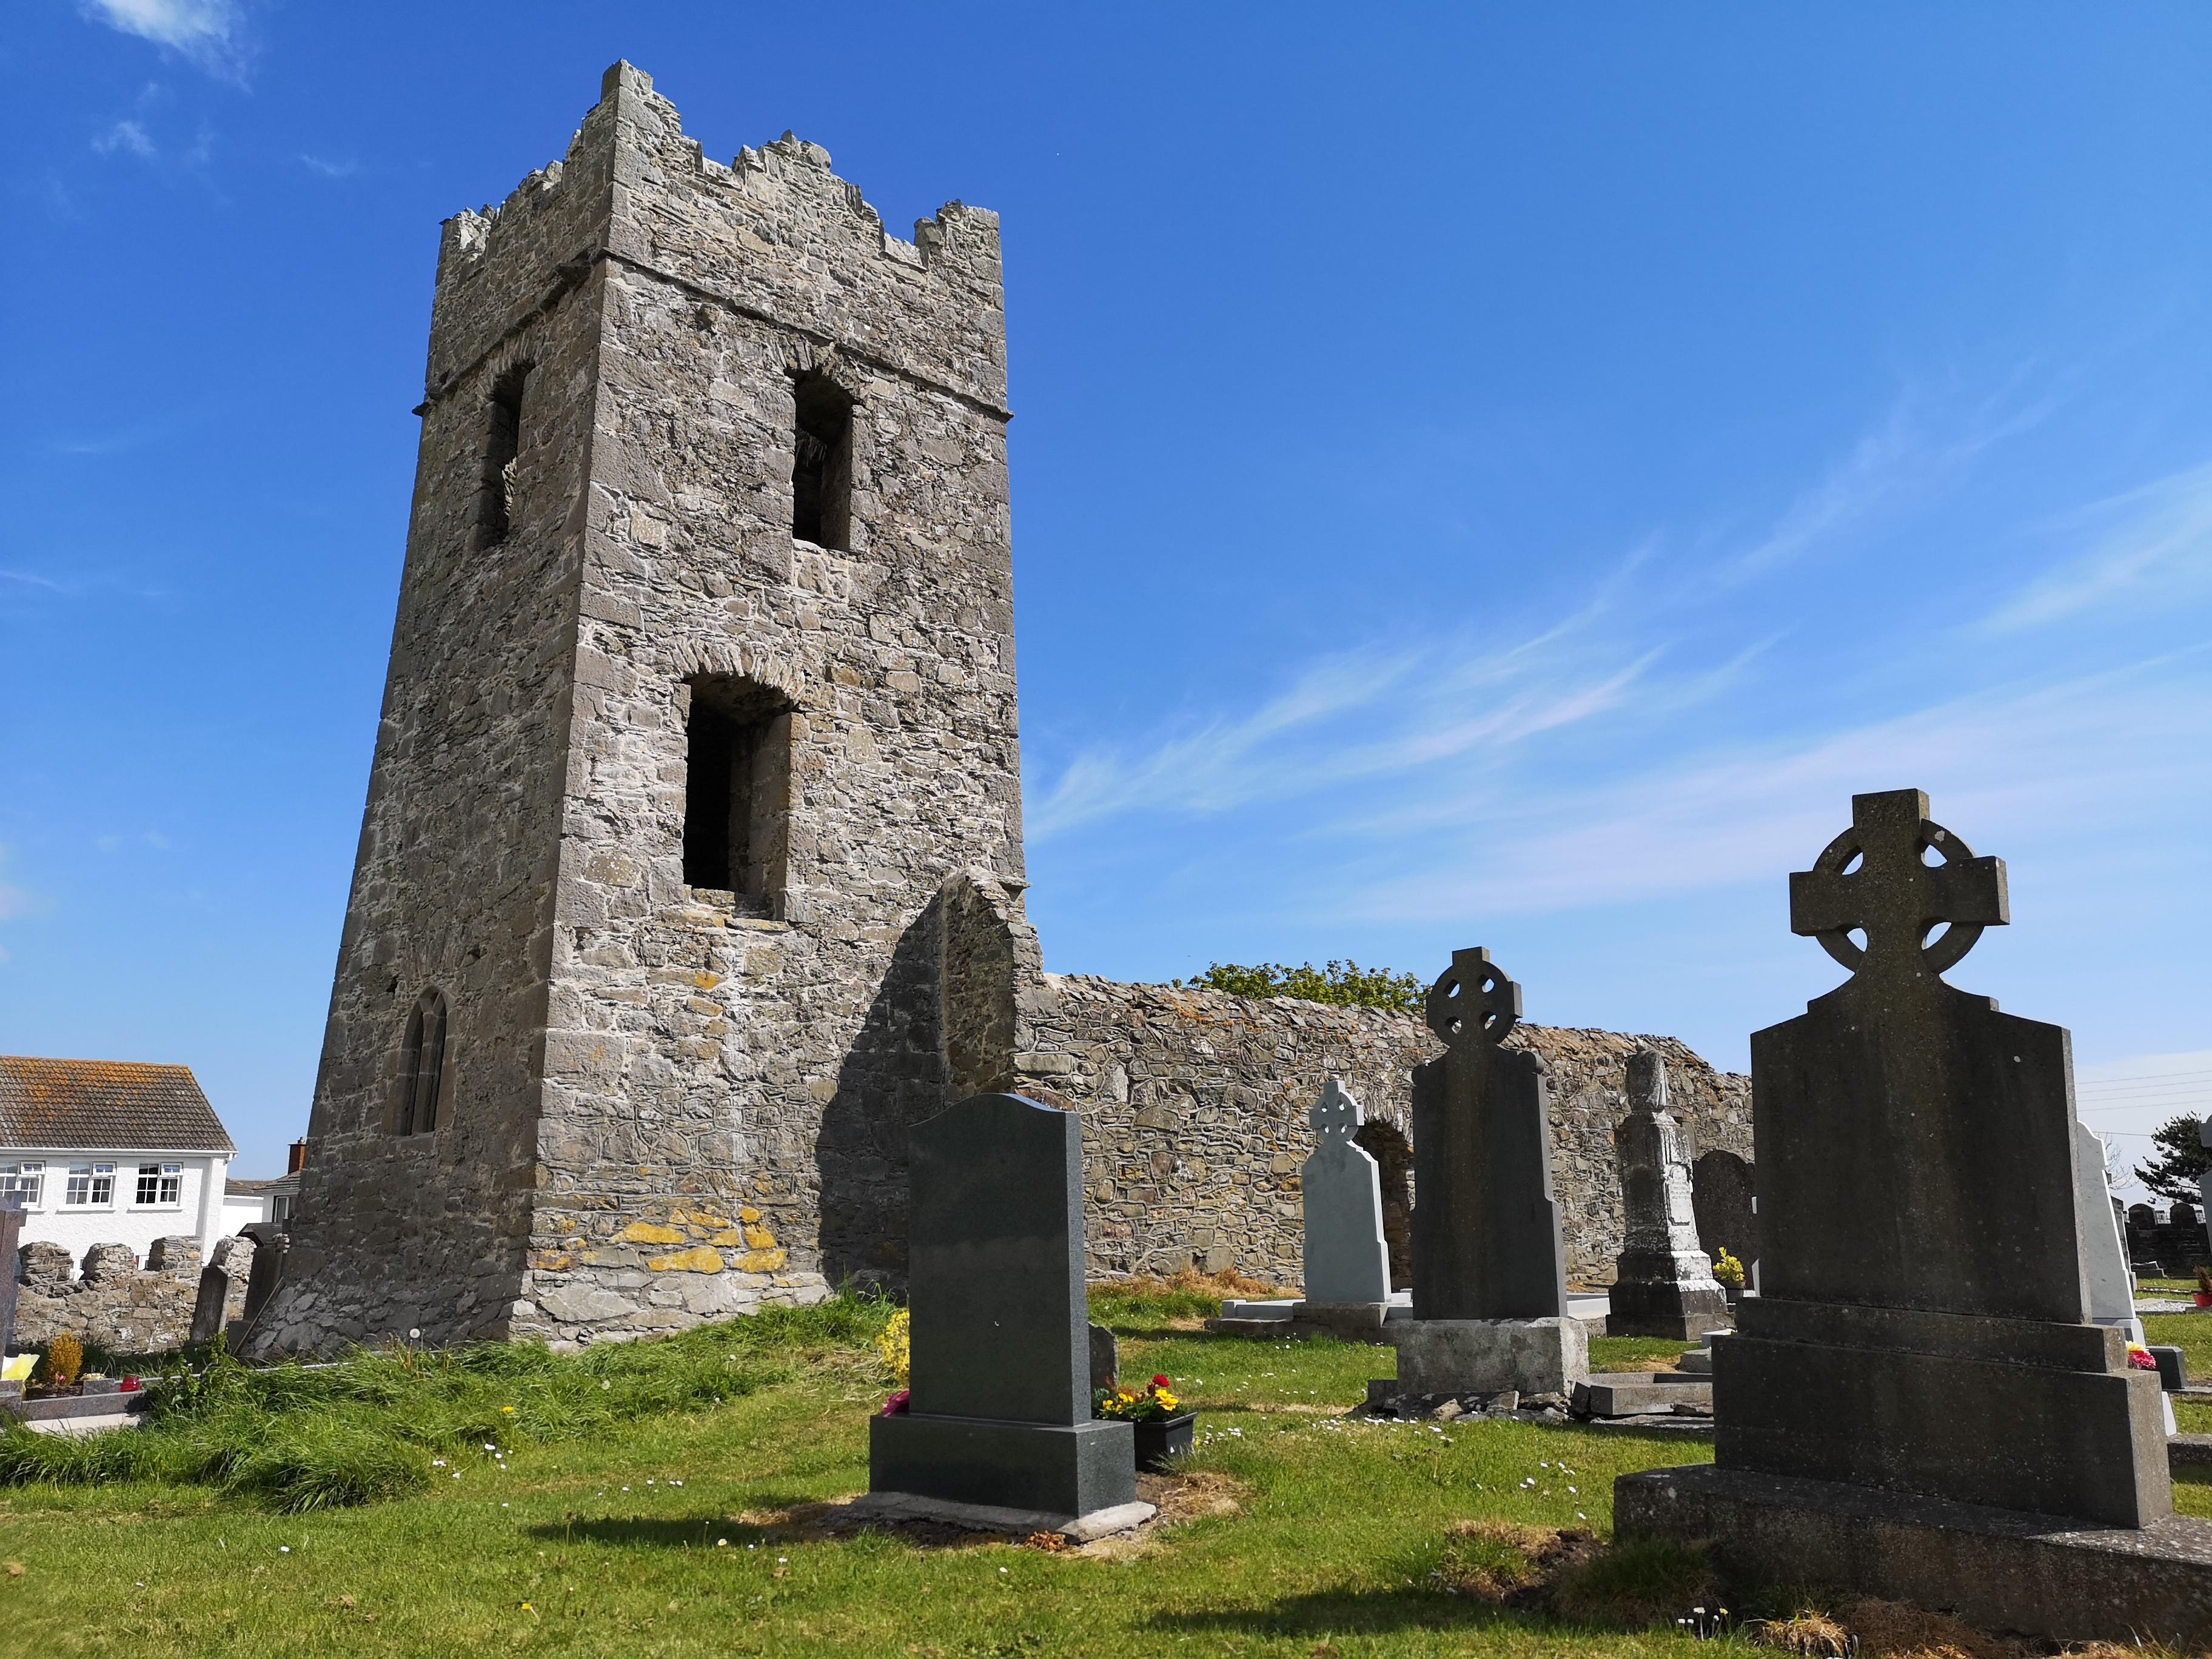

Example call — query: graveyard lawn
[0,1293,1729,1658]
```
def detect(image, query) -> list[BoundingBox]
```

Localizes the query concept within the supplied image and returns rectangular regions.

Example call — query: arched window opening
[682,675,795,911]
[396,988,448,1136]
[791,374,853,550]
[474,364,531,549]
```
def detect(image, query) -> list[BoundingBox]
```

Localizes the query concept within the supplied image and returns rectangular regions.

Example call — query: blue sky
[4,4,2208,1188]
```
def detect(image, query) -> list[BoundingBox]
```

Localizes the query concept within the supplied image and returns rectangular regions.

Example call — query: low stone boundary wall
[14,1236,253,1355]
[1024,975,1753,1289]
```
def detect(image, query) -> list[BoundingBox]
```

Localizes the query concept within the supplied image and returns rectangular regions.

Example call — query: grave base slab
[870,1412,1135,1519]
[1615,1463,2212,1647]
[1604,1276,1731,1341]
[1388,1316,1589,1396]
[843,1490,1156,1543]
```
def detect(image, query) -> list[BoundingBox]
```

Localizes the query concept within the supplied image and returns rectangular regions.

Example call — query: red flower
[119,1377,141,1392]
[2129,1348,2159,1372]
[879,1388,911,1416]
[1150,1375,1170,1389]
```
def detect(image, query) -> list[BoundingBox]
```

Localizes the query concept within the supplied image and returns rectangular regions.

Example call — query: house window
[134,1163,183,1207]
[474,364,530,549]
[791,374,853,549]
[396,988,448,1136]
[64,1164,116,1207]
[0,1162,42,1208]
[682,677,794,908]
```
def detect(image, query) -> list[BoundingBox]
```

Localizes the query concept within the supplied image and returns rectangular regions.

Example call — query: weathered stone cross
[1788,788,2008,977]
[1424,946,1522,1047]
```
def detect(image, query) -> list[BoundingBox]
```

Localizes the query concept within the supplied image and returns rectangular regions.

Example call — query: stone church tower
[258,64,1034,1350]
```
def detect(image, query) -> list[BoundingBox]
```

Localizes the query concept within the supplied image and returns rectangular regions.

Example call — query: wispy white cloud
[1027,620,1670,841]
[298,154,361,179]
[79,0,248,80]
[92,119,157,159]
[1731,377,2055,579]
[1341,655,2212,923]
[1982,459,2212,632]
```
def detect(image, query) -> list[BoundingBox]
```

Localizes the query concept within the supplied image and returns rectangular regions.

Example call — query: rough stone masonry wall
[14,1237,252,1355]
[1027,976,1752,1289]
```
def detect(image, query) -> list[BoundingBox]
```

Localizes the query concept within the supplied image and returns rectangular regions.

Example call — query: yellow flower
[500,1406,515,1414]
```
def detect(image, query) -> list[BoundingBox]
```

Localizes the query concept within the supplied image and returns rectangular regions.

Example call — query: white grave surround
[2076,1122,2176,1436]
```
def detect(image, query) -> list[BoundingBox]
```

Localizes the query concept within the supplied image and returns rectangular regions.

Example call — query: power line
[2079,1069,2212,1088]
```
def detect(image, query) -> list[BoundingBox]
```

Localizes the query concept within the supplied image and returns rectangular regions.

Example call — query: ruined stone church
[256,64,1752,1353]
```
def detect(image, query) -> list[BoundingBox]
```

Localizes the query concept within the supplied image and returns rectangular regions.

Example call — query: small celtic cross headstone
[1409,947,1567,1322]
[1299,1080,1391,1307]
[1717,787,2168,1526]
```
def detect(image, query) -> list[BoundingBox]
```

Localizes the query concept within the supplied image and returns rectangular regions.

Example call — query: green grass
[0,1290,1728,1658]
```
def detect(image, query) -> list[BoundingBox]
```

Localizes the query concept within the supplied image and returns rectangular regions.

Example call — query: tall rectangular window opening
[475,364,530,549]
[791,374,854,550]
[682,677,795,911]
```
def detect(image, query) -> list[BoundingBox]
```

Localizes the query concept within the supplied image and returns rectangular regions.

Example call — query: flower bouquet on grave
[2194,1266,2212,1309]
[2128,1344,2159,1373]
[1096,1374,1194,1472]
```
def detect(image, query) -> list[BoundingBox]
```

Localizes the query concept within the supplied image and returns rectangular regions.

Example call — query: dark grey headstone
[1607,1051,1730,1340]
[1409,948,1567,1320]
[870,1093,1135,1519]
[1716,788,2169,1527]
[1088,1322,1116,1393]
[240,1228,289,1333]
[189,1265,231,1346]
[1692,1150,1757,1276]
[0,1196,21,1364]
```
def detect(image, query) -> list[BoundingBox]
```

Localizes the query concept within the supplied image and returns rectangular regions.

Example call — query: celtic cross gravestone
[1618,791,2187,1646]
[1606,1050,1729,1339]
[1300,1079,1392,1309]
[1389,948,1585,1398]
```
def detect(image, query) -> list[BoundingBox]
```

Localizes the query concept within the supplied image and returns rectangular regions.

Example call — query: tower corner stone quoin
[256,63,1752,1355]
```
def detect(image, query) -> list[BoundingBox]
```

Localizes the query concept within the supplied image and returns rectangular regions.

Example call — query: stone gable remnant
[1299,1079,1392,1308]
[1618,789,2204,1647]
[867,1093,1144,1529]
[1605,1050,1729,1340]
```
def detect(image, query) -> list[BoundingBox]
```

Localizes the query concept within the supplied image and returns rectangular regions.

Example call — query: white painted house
[0,1055,237,1263]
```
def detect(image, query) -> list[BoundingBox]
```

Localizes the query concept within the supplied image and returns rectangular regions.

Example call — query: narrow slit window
[682,677,795,909]
[791,374,854,550]
[396,988,448,1136]
[475,366,529,549]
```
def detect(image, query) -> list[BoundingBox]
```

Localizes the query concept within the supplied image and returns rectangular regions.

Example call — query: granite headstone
[1606,1051,1731,1339]
[869,1093,1136,1521]
[1659,789,2170,1527]
[1409,947,1568,1319]
[1390,948,1584,1396]
[0,1194,21,1366]
[1300,1079,1392,1307]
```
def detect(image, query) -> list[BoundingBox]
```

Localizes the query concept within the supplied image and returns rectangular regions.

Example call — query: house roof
[225,1173,300,1196]
[0,1056,236,1155]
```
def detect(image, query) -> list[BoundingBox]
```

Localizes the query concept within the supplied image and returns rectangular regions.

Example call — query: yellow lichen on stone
[743,1224,777,1250]
[738,1205,762,1223]
[737,1247,788,1272]
[646,1246,725,1273]
[671,1205,730,1231]
[620,1221,685,1246]
[709,1228,745,1247]
[530,1250,575,1272]
[692,971,722,989]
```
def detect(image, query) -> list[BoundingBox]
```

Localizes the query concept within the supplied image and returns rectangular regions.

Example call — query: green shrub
[1171,960,1426,1015]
